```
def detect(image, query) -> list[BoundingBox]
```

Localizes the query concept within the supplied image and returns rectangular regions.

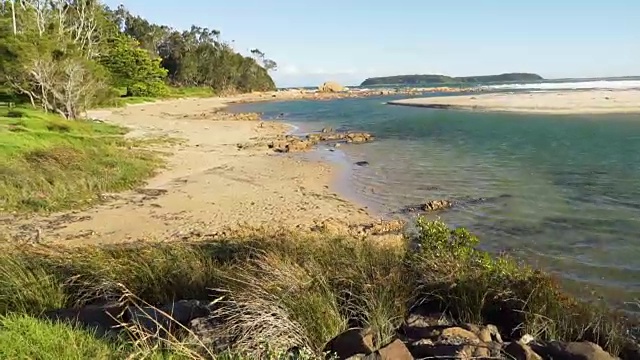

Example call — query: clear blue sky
[104,0,639,87]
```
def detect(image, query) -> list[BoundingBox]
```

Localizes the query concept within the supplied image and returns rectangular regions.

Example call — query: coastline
[3,93,639,359]
[1,96,385,245]
[388,89,640,114]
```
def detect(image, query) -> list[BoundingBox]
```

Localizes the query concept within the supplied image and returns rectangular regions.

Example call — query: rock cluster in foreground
[325,311,619,360]
[43,301,623,360]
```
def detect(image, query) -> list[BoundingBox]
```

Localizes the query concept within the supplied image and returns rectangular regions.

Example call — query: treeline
[0,0,276,119]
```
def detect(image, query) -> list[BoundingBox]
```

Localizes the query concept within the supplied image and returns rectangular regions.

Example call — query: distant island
[360,73,544,86]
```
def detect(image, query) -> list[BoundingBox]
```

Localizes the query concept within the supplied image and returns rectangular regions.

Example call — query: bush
[126,80,169,98]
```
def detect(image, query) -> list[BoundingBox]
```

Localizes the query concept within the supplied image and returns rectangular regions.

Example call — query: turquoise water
[236,96,640,308]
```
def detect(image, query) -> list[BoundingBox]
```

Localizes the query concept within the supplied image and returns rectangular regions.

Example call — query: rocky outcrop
[401,199,454,214]
[351,219,406,236]
[311,218,406,237]
[318,81,346,93]
[40,300,626,360]
[163,110,262,121]
[306,131,375,144]
[400,195,513,214]
[268,137,316,153]
[346,132,374,143]
[423,199,453,211]
[265,131,375,153]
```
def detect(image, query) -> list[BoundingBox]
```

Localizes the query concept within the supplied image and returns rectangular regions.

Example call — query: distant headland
[360,73,544,86]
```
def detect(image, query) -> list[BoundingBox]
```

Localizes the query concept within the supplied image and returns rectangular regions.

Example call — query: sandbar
[388,89,640,114]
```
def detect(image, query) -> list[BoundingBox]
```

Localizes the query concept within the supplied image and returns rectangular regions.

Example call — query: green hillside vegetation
[361,73,544,86]
[0,1,277,119]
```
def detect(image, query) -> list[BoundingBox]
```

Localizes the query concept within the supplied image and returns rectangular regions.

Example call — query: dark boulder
[322,328,374,359]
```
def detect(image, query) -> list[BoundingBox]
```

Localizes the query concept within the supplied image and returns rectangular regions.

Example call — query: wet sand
[2,96,381,245]
[389,89,640,114]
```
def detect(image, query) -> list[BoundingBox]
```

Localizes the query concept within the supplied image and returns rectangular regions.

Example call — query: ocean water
[235,89,640,309]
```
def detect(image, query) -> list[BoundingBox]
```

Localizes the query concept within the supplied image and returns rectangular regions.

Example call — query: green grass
[98,86,217,108]
[0,107,161,212]
[0,220,636,359]
[0,314,123,359]
[166,86,216,98]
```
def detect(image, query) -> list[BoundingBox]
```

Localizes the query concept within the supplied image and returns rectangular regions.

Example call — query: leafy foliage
[112,6,276,93]
[0,1,276,118]
[99,35,168,97]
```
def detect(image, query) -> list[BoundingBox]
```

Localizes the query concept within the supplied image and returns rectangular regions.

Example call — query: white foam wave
[483,80,640,90]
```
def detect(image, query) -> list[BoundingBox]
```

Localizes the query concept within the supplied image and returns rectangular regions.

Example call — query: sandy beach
[389,89,640,114]
[1,96,384,245]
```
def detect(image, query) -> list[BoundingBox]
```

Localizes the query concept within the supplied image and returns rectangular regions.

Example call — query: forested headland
[0,0,277,119]
[361,73,543,86]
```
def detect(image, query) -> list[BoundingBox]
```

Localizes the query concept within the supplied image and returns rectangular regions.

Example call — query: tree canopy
[0,1,276,119]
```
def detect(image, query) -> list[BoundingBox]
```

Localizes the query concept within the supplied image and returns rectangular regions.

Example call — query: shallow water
[235,96,640,309]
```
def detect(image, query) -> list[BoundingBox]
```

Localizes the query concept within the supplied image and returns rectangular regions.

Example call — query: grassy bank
[0,107,161,212]
[100,86,217,108]
[0,220,635,359]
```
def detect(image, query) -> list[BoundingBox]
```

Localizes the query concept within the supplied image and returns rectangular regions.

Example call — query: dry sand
[389,89,640,114]
[2,96,379,245]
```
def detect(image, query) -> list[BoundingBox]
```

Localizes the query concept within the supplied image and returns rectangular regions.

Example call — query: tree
[0,0,111,118]
[113,5,276,93]
[99,34,168,96]
[251,48,277,72]
[0,1,277,117]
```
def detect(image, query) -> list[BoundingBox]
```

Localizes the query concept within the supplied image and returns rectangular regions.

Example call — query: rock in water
[422,199,453,211]
[355,161,369,167]
[346,132,374,143]
[318,81,346,93]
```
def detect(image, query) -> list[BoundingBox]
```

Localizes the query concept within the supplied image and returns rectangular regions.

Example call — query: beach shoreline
[388,89,640,114]
[1,95,395,245]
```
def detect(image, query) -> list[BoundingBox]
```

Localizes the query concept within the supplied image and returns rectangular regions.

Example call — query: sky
[104,0,639,87]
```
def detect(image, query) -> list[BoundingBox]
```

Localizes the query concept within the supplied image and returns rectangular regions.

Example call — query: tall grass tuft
[215,252,348,356]
[0,253,67,316]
